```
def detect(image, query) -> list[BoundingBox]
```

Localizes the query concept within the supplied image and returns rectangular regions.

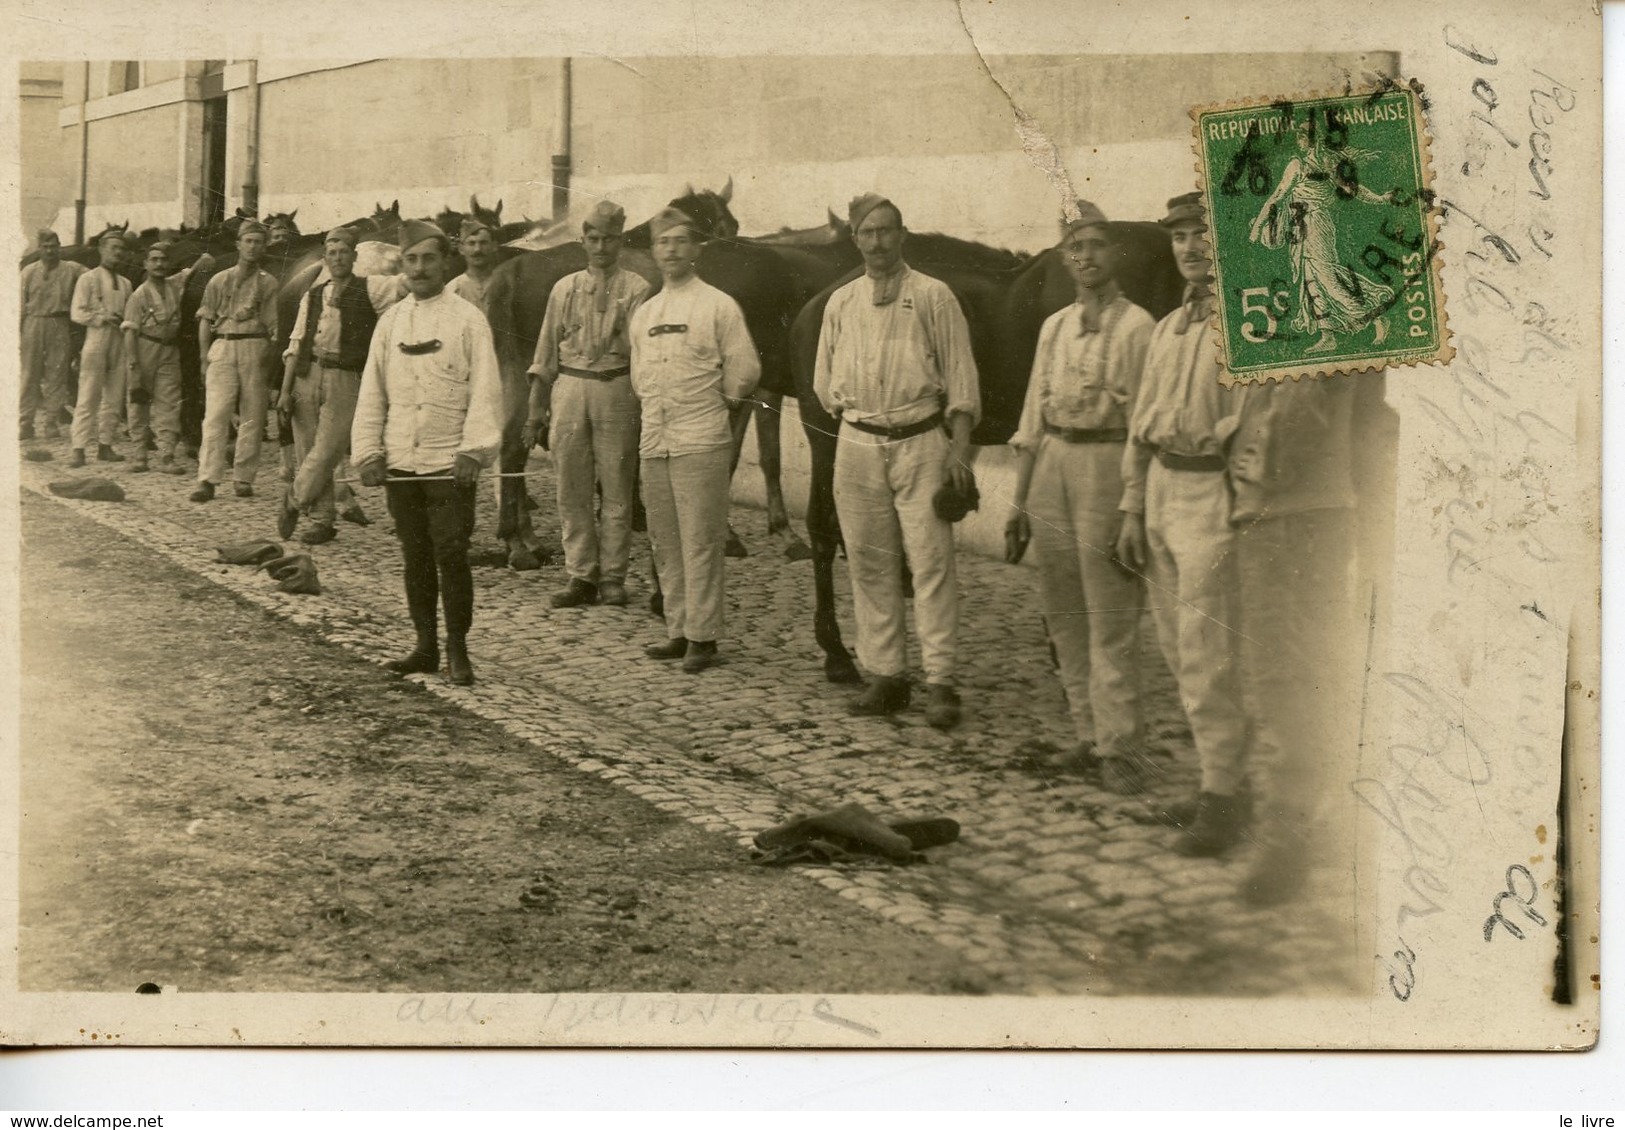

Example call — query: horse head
[468,195,504,230]
[264,210,300,244]
[433,206,464,237]
[670,178,740,240]
[374,199,401,224]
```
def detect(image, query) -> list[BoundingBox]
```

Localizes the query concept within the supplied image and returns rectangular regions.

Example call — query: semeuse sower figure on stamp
[813,194,980,729]
[1249,117,1395,355]
[351,219,506,687]
[1005,200,1155,790]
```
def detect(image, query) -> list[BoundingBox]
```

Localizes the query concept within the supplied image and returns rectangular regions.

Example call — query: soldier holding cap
[192,219,280,501]
[276,226,404,544]
[351,219,505,687]
[19,230,86,442]
[630,206,760,673]
[67,230,135,467]
[1113,191,1251,836]
[813,193,980,729]
[121,241,210,474]
[1005,201,1155,789]
[525,199,652,608]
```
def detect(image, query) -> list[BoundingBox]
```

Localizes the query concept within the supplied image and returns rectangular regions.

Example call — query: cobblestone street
[18,430,1365,997]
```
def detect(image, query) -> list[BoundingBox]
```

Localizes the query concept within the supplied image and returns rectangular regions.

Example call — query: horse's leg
[754,392,810,562]
[497,368,542,571]
[717,399,751,559]
[807,425,860,684]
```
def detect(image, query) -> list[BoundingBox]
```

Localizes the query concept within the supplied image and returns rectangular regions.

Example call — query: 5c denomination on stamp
[1195,86,1452,383]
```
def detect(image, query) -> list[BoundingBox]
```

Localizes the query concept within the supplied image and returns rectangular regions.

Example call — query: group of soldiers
[19,185,1366,907]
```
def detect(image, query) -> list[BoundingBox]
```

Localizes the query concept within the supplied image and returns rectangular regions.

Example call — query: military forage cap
[649,206,698,239]
[238,219,269,239]
[1160,192,1206,228]
[325,225,359,248]
[848,193,897,231]
[583,200,627,236]
[36,229,59,246]
[1061,199,1110,238]
[399,218,451,253]
[459,217,495,240]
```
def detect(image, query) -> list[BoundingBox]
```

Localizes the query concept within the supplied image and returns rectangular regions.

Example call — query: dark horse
[788,222,1186,683]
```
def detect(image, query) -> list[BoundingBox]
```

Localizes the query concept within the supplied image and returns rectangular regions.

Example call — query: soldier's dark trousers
[386,472,477,642]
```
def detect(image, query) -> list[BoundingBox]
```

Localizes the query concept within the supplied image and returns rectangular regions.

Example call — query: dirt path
[18,493,988,995]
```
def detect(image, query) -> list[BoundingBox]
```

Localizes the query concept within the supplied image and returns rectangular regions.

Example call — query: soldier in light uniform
[631,207,760,673]
[1006,201,1155,790]
[1225,361,1364,906]
[1116,191,1251,839]
[67,231,134,467]
[352,219,505,687]
[276,226,403,544]
[121,241,208,474]
[193,220,279,501]
[813,193,980,729]
[19,231,86,442]
[525,200,651,608]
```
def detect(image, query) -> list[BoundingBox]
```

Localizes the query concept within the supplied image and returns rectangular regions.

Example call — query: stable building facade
[40,52,1396,252]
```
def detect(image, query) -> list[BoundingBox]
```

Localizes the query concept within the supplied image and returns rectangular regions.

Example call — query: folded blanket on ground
[48,477,125,502]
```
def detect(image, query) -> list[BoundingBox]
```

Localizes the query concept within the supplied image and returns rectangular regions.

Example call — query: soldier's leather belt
[1155,449,1227,472]
[35,312,70,319]
[560,364,630,381]
[138,332,177,345]
[1045,424,1128,444]
[219,332,268,340]
[843,412,944,441]
[314,352,361,371]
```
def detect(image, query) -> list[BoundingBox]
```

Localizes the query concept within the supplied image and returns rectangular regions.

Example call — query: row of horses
[33,184,1189,683]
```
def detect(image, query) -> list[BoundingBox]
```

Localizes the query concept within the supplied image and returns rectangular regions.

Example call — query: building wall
[250,59,565,229]
[19,63,69,241]
[226,51,1395,251]
[85,103,181,217]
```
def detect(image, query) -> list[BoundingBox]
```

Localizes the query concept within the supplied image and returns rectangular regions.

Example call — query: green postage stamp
[1194,86,1451,383]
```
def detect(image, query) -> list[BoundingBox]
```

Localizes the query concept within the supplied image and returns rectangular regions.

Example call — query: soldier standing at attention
[813,193,980,729]
[1115,191,1251,837]
[19,230,86,442]
[351,219,505,687]
[1006,201,1155,791]
[525,200,651,609]
[121,241,209,474]
[67,231,134,468]
[630,206,760,673]
[277,226,402,544]
[192,220,279,502]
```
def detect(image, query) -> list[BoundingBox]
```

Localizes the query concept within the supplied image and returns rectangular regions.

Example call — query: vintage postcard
[0,0,1602,1054]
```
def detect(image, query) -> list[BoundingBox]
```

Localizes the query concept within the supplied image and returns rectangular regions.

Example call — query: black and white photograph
[0,0,1602,1054]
